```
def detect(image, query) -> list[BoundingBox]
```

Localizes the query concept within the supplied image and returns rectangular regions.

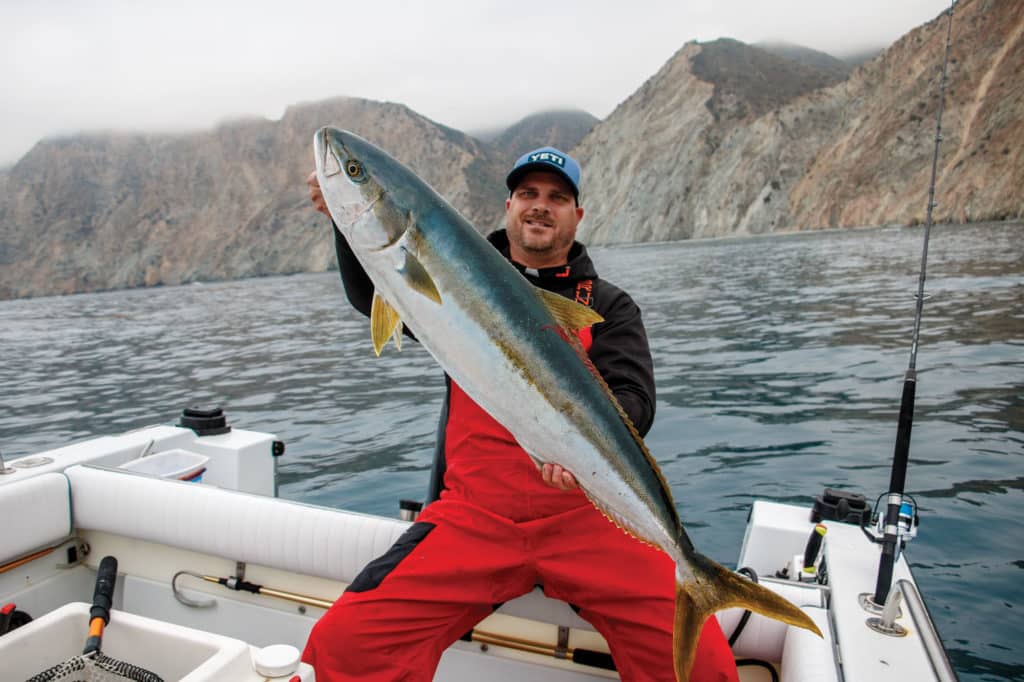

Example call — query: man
[303,147,737,681]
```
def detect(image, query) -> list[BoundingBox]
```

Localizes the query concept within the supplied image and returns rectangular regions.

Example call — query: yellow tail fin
[673,558,822,681]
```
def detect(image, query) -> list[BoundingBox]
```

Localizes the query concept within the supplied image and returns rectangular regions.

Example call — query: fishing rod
[172,570,335,610]
[172,570,617,670]
[870,0,956,609]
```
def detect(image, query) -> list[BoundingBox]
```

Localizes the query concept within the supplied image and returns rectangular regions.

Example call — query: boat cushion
[716,580,826,661]
[0,473,72,563]
[780,606,837,682]
[64,464,639,633]
[64,465,410,583]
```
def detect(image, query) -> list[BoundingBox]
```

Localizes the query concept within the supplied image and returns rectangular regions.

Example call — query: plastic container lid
[253,644,301,678]
[119,449,209,480]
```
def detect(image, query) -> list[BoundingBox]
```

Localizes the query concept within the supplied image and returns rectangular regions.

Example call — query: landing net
[25,652,163,682]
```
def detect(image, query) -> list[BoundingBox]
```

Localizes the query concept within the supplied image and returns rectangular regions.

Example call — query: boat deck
[0,424,955,681]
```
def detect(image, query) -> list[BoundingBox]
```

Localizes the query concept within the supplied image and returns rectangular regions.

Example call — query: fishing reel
[862,493,919,557]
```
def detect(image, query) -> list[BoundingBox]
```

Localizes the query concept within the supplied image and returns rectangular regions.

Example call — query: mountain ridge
[0,0,1019,300]
[573,0,1021,244]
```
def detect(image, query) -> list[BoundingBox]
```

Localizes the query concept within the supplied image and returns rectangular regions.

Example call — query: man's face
[505,171,584,269]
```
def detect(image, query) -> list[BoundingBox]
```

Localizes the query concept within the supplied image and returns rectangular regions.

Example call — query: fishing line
[871,0,957,608]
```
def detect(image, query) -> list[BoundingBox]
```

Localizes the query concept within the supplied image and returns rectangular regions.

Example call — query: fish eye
[345,159,367,183]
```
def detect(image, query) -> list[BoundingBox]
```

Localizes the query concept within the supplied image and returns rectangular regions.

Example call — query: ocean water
[1,221,1021,680]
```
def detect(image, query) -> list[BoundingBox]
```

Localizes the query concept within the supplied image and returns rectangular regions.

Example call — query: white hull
[0,422,955,681]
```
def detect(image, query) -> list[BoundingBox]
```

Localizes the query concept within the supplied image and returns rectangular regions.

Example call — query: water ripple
[0,222,1021,680]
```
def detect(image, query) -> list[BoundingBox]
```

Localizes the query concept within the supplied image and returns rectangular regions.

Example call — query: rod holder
[866,588,907,637]
[0,450,15,475]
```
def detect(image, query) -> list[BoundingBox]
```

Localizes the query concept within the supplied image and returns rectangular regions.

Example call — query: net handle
[84,555,118,655]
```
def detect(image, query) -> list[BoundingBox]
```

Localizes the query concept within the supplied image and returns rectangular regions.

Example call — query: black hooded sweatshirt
[331,227,656,502]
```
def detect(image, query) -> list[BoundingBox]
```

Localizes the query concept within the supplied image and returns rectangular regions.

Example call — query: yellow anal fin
[536,287,603,331]
[399,248,441,304]
[672,559,822,681]
[371,293,403,356]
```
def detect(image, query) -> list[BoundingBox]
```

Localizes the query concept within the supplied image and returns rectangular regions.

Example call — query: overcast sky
[1,0,953,167]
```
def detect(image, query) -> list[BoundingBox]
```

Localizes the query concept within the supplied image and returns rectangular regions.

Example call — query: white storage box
[120,449,209,482]
[0,602,253,681]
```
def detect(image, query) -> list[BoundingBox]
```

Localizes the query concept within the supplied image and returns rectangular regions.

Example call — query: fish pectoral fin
[370,293,404,356]
[398,248,441,304]
[536,288,604,331]
[672,555,823,681]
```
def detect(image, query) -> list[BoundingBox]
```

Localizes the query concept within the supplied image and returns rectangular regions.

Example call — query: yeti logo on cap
[506,146,580,198]
[529,151,565,168]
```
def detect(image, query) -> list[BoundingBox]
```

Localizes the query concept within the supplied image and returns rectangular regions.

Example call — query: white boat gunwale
[0,423,957,681]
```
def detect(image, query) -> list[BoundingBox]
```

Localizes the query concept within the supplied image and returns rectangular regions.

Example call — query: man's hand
[541,462,579,491]
[307,171,331,217]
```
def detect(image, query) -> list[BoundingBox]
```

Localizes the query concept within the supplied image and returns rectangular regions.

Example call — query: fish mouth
[317,127,345,178]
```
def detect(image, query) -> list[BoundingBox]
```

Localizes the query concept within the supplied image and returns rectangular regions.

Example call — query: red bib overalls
[304,331,738,682]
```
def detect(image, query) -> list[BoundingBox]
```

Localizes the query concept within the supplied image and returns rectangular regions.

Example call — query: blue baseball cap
[506,146,581,199]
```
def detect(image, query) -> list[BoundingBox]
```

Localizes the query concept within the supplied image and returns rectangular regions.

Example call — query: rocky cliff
[1,0,1019,300]
[574,0,1022,244]
[0,98,507,299]
[788,0,1023,230]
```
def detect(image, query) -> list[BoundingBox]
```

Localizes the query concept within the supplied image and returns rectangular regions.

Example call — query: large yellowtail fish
[313,127,821,680]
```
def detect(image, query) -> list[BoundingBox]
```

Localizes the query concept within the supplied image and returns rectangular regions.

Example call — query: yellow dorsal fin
[370,293,403,356]
[536,288,604,331]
